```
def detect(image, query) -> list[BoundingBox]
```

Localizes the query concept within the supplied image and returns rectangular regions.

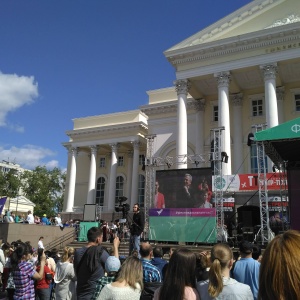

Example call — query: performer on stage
[154,181,165,209]
[129,203,144,257]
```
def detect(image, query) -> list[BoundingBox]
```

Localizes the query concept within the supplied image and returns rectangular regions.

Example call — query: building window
[213,106,218,122]
[138,174,145,207]
[118,156,124,167]
[115,176,124,201]
[250,144,268,173]
[252,99,263,116]
[295,94,300,111]
[96,177,105,206]
[99,157,106,168]
[139,154,145,166]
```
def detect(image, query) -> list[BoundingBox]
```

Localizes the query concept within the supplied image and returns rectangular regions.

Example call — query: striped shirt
[141,258,162,283]
[12,261,36,300]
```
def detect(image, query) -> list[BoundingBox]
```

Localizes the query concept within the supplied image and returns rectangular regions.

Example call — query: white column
[174,79,191,169]
[215,71,232,175]
[108,143,119,212]
[87,145,97,204]
[66,147,77,212]
[276,87,285,124]
[131,141,140,208]
[260,63,279,128]
[127,151,133,203]
[232,93,243,174]
[194,99,206,155]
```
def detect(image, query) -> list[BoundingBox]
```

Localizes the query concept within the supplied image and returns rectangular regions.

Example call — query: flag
[0,197,7,215]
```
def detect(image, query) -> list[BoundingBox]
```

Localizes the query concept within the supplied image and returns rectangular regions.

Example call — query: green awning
[255,117,300,141]
[254,117,300,168]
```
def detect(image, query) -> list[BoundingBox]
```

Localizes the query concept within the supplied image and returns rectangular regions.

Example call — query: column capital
[109,143,120,152]
[193,99,206,112]
[260,63,278,80]
[131,141,140,149]
[276,86,285,102]
[174,79,191,95]
[214,71,231,88]
[89,145,98,154]
[127,150,133,158]
[68,147,78,156]
[231,93,243,106]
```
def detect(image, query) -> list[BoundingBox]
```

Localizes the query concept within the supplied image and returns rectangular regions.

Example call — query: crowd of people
[0,210,80,229]
[0,227,299,300]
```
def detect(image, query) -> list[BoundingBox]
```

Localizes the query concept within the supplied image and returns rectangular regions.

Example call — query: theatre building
[63,0,300,225]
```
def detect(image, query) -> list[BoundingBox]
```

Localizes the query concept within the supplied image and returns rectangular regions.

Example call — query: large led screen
[154,167,213,209]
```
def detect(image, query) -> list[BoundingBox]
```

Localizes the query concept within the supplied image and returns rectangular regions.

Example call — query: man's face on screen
[184,176,191,187]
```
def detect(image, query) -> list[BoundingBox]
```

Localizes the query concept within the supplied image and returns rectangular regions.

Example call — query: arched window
[138,174,145,207]
[115,176,124,201]
[96,177,105,206]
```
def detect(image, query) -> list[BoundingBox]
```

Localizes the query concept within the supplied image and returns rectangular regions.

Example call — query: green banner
[149,216,216,243]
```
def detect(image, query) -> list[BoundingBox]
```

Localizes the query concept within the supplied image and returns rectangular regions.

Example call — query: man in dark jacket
[151,246,168,280]
[129,203,144,256]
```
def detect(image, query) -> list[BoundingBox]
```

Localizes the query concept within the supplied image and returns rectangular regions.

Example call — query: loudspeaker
[83,204,97,221]
[237,205,260,228]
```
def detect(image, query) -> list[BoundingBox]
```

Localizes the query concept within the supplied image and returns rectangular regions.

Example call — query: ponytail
[207,244,233,298]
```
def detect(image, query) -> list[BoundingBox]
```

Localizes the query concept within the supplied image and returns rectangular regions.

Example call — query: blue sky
[0,0,251,171]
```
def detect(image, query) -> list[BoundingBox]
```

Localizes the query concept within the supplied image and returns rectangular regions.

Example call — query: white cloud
[0,72,38,129]
[0,145,58,170]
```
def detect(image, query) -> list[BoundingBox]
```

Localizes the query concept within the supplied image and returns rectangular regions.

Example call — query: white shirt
[55,216,62,226]
[27,213,34,224]
[38,240,44,249]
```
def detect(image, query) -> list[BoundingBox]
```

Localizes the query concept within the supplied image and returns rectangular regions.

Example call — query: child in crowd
[91,256,121,300]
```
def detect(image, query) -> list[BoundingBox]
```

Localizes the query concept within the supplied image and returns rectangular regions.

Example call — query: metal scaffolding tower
[144,134,156,239]
[253,124,273,245]
[210,127,226,241]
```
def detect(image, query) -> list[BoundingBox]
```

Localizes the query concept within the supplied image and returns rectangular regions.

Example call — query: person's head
[159,248,196,300]
[62,246,75,263]
[258,230,300,300]
[133,203,140,214]
[43,214,47,217]
[153,247,163,258]
[239,240,253,257]
[139,242,152,259]
[184,174,192,187]
[105,256,121,276]
[87,227,103,244]
[37,248,44,263]
[155,181,160,194]
[252,244,261,261]
[28,210,31,215]
[208,243,233,298]
[203,191,209,202]
[131,250,139,257]
[11,242,33,270]
[116,256,143,290]
[39,236,44,241]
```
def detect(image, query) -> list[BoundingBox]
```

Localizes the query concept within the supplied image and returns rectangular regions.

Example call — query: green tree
[0,169,22,198]
[21,166,66,217]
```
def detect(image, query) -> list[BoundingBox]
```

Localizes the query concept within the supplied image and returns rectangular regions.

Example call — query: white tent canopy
[4,196,36,214]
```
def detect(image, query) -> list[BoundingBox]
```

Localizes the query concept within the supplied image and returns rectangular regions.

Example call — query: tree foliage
[0,169,22,198]
[21,166,66,217]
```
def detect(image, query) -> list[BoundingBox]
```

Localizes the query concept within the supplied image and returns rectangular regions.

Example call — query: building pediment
[165,0,300,60]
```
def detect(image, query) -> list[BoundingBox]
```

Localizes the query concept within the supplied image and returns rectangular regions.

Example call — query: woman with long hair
[54,246,76,300]
[197,243,253,300]
[11,242,46,300]
[35,248,53,300]
[98,256,143,300]
[154,248,199,300]
[258,230,300,300]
